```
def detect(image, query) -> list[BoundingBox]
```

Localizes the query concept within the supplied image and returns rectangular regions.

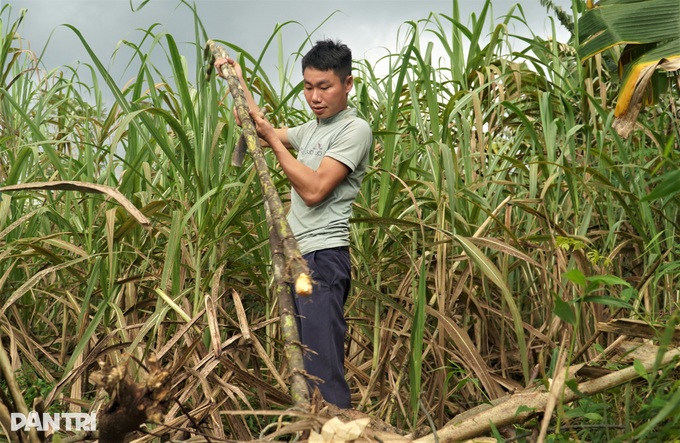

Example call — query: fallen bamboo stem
[414,346,680,443]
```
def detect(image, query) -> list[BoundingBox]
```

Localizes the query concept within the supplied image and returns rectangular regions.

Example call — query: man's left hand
[251,112,276,145]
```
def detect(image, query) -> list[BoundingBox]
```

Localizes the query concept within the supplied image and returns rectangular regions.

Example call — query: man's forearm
[269,140,349,207]
[237,76,260,116]
[270,141,315,194]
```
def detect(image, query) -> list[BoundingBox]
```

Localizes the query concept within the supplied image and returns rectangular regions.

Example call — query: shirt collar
[318,107,355,125]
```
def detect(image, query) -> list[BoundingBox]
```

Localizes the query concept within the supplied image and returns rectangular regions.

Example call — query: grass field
[1,1,678,441]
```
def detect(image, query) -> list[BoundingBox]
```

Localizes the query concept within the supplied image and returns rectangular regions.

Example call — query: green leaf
[564,268,587,286]
[581,295,633,310]
[621,287,637,302]
[129,0,153,11]
[516,405,536,416]
[565,379,586,398]
[489,421,503,441]
[584,412,603,421]
[585,274,632,288]
[637,387,680,438]
[633,359,648,380]
[578,0,680,60]
[554,294,577,325]
[642,170,680,201]
[409,256,428,426]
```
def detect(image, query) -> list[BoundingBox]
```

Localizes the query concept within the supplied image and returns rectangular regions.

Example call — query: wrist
[269,139,286,154]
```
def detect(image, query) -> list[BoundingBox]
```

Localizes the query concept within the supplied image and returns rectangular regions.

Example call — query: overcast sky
[9,0,574,94]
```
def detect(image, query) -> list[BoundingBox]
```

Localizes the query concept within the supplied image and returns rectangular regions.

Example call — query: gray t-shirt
[286,108,372,255]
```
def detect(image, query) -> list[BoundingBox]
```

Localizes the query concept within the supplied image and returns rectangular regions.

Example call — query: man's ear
[345,75,354,94]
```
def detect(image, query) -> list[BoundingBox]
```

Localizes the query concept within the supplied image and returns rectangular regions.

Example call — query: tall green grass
[1,0,678,440]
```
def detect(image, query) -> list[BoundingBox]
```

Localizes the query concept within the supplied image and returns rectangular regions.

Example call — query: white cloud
[9,0,573,100]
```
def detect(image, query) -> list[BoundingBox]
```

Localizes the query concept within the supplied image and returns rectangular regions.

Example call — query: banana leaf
[578,0,680,137]
[613,39,680,136]
[578,0,680,60]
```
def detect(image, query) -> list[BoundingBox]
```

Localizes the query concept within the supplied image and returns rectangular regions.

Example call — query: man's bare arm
[252,113,349,206]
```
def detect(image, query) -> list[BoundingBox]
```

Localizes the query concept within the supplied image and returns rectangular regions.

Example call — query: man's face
[303,67,353,119]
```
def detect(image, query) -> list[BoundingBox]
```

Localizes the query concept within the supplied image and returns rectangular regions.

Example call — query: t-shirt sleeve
[326,119,373,172]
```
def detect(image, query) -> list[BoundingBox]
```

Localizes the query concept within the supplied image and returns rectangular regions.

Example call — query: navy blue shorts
[293,246,351,408]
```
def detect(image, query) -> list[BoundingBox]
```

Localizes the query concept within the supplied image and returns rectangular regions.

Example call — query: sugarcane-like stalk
[204,40,311,410]
[204,40,312,295]
[264,198,310,410]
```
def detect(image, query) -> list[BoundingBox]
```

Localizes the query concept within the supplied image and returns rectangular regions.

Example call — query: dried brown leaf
[0,181,150,228]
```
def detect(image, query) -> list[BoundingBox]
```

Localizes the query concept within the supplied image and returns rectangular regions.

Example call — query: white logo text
[10,412,97,432]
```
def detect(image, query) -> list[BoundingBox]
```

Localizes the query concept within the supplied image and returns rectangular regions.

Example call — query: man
[215,40,372,409]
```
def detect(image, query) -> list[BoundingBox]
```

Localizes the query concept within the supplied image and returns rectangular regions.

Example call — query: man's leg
[293,247,351,408]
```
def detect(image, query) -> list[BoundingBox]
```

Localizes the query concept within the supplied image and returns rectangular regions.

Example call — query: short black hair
[301,39,352,81]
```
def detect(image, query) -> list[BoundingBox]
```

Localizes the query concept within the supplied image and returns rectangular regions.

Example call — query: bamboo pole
[203,40,312,296]
[204,40,311,410]
[264,199,310,410]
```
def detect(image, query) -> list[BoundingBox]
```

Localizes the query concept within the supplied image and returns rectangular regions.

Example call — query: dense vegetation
[1,0,678,441]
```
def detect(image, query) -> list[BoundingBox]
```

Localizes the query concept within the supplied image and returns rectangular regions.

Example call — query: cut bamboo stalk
[264,198,310,410]
[203,40,311,296]
[597,318,680,343]
[204,39,311,410]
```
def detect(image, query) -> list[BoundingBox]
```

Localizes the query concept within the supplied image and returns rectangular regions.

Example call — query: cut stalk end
[295,272,313,296]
